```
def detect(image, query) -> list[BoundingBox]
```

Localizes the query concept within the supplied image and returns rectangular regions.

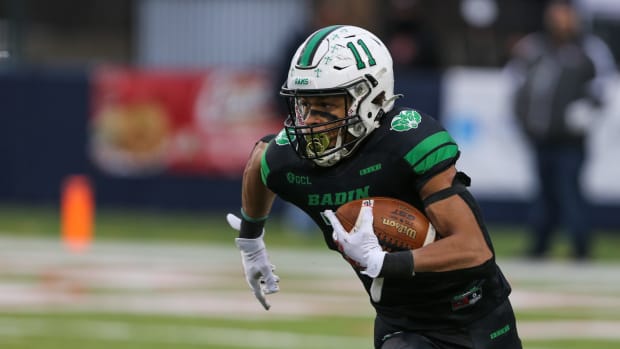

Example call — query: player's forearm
[412,233,490,272]
[415,198,492,272]
[241,141,276,221]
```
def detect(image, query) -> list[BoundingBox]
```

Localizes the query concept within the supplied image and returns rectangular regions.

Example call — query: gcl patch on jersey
[390,110,422,132]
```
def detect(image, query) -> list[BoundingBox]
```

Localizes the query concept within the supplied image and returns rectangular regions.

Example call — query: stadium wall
[0,68,618,229]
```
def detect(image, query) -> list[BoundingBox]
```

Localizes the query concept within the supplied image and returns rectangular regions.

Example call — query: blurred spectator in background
[383,0,440,70]
[506,0,616,260]
[384,21,440,70]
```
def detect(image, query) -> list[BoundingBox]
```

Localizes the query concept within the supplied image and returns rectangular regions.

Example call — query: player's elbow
[445,231,493,268]
[462,237,493,266]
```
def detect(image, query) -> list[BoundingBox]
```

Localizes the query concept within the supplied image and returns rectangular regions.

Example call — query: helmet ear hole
[371,92,385,105]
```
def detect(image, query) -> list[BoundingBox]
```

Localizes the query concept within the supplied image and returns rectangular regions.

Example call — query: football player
[227,25,522,349]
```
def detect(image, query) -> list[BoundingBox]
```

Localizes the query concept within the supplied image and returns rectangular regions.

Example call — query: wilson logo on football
[381,218,417,238]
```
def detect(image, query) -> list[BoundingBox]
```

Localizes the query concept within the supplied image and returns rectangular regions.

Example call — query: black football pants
[375,300,522,349]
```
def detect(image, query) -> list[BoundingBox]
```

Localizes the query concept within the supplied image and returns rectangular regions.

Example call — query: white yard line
[518,320,620,340]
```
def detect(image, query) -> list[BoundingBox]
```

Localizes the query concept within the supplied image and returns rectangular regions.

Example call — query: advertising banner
[90,67,283,177]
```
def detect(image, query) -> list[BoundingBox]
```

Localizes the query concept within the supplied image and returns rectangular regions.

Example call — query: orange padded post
[61,175,95,253]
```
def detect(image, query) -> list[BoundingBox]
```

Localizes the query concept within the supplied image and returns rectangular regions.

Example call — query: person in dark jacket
[506,0,616,260]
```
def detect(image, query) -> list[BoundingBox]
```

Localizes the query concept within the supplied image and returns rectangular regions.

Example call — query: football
[335,197,436,251]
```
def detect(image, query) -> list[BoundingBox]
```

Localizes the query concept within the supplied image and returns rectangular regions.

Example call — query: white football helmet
[280,25,398,167]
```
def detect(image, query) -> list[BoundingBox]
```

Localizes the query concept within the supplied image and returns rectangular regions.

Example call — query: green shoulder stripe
[260,144,271,186]
[404,131,458,174]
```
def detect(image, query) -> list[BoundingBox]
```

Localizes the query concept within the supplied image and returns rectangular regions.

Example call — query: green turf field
[1,312,619,349]
[0,204,619,348]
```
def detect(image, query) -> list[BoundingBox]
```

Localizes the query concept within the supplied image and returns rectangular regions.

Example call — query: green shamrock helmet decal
[275,128,295,146]
[390,110,422,132]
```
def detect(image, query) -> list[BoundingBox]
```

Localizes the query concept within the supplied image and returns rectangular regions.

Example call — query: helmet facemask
[283,79,376,167]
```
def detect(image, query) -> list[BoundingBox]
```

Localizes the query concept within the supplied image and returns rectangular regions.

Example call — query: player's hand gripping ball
[335,197,436,251]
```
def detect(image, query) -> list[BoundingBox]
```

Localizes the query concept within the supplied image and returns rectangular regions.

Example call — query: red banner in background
[90,67,283,177]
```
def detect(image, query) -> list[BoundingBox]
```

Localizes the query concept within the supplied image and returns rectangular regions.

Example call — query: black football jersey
[261,107,512,329]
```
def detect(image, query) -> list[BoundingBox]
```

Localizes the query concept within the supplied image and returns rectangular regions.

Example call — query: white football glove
[226,213,280,310]
[323,199,386,278]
